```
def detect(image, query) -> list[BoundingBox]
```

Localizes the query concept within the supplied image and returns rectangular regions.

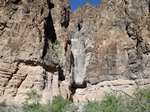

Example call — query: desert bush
[63,103,79,112]
[84,88,150,112]
[99,94,124,112]
[125,88,150,112]
[1,88,150,112]
[0,102,23,112]
[85,94,124,112]
[23,103,48,112]
[23,90,70,112]
[25,90,42,105]
[23,90,50,112]
[51,96,70,112]
[84,101,101,112]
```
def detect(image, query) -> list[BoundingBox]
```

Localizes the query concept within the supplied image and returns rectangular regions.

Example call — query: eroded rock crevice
[42,1,56,59]
[60,4,70,28]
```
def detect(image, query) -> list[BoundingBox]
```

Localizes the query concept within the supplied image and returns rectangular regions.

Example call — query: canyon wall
[0,0,71,104]
[0,0,150,104]
[70,0,150,102]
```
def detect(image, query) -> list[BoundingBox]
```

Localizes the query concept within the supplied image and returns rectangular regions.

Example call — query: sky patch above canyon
[69,0,101,11]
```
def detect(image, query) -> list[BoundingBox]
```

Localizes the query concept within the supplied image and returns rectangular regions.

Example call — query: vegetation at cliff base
[23,90,70,112]
[51,96,70,112]
[0,88,150,112]
[84,88,150,112]
[85,94,124,112]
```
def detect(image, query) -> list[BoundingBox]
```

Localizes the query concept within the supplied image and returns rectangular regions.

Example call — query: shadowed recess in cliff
[148,1,150,13]
[58,66,65,81]
[61,5,70,28]
[42,1,57,59]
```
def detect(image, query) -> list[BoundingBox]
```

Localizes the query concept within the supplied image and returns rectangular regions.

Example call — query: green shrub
[52,40,60,50]
[85,94,124,112]
[23,93,70,112]
[63,103,79,112]
[125,88,150,112]
[23,103,48,112]
[51,96,70,112]
[84,101,101,112]
[1,88,150,112]
[23,90,44,112]
[0,102,23,112]
[25,90,42,105]
[85,88,150,112]
[135,88,150,100]
[100,94,124,112]
[23,90,50,112]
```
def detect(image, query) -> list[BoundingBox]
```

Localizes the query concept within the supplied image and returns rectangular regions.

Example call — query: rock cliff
[0,0,71,104]
[0,0,150,104]
[70,0,150,102]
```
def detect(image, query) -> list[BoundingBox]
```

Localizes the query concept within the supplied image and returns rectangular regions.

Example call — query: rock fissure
[60,5,70,28]
[42,1,56,59]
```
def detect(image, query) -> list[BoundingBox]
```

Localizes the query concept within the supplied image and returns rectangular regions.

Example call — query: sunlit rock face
[69,0,150,85]
[69,0,150,101]
[0,0,150,104]
[0,0,71,104]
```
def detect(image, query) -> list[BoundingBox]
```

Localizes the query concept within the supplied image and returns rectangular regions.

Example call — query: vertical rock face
[0,0,150,104]
[0,0,71,104]
[69,0,150,84]
[69,0,150,101]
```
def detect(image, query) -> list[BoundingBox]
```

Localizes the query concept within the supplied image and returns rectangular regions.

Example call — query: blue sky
[69,0,101,11]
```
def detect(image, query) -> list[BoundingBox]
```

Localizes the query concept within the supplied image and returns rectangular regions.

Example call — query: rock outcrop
[0,0,150,104]
[69,0,150,101]
[0,0,71,104]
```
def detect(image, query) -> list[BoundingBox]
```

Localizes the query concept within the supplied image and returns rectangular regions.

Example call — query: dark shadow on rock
[58,66,65,81]
[42,1,57,59]
[61,6,70,28]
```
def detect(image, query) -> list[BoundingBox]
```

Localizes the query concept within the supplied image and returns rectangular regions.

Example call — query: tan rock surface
[73,79,150,103]
[0,0,71,104]
[69,0,150,85]
[0,0,150,104]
